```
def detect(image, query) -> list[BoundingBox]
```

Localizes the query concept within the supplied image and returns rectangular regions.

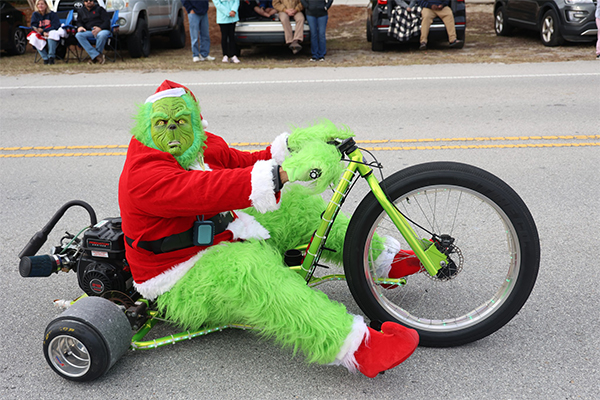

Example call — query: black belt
[126,212,234,254]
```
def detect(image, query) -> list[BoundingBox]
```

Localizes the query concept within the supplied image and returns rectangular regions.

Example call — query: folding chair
[56,10,82,63]
[79,11,122,62]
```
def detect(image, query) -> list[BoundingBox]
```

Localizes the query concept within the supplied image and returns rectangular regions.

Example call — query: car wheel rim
[14,30,26,53]
[495,12,503,33]
[542,17,554,42]
[47,335,91,378]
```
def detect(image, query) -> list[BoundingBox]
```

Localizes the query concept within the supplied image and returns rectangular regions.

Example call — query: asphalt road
[1,61,599,399]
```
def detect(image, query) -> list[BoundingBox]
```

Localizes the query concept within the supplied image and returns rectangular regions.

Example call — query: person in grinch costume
[119,80,420,378]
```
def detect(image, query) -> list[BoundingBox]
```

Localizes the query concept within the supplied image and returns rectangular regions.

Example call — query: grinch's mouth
[168,141,181,148]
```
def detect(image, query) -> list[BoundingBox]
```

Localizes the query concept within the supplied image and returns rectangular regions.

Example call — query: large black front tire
[127,18,151,58]
[43,296,131,381]
[343,162,540,347]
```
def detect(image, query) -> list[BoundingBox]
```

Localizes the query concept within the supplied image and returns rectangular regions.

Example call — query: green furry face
[150,98,194,157]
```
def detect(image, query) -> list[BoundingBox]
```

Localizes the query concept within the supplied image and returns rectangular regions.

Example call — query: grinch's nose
[168,123,177,130]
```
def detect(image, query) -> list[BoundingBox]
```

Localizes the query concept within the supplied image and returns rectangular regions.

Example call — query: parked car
[367,0,466,51]
[235,0,310,48]
[493,0,598,46]
[53,0,186,58]
[0,0,27,55]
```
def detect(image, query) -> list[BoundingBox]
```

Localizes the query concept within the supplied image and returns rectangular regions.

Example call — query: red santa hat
[145,80,208,129]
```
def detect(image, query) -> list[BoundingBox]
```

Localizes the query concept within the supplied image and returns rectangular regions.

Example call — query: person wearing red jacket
[119,80,420,378]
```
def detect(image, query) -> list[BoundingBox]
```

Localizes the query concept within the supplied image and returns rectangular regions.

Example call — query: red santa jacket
[119,132,289,299]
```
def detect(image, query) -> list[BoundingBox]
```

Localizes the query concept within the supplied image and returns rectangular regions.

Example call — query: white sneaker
[193,56,201,62]
[200,55,215,61]
[222,55,229,63]
[231,55,240,64]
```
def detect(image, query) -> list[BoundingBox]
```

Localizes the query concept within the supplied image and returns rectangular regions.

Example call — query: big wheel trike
[19,137,540,381]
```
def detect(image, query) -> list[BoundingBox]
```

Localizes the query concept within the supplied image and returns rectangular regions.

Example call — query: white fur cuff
[249,159,280,213]
[374,236,401,278]
[330,315,369,372]
[270,132,290,165]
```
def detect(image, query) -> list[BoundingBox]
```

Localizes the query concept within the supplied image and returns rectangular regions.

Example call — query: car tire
[127,17,151,58]
[8,28,27,55]
[540,9,564,47]
[494,5,513,36]
[169,11,186,49]
[366,17,372,43]
[371,26,384,51]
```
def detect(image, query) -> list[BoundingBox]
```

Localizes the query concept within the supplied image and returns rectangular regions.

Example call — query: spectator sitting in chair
[416,0,462,50]
[30,0,61,65]
[75,0,111,64]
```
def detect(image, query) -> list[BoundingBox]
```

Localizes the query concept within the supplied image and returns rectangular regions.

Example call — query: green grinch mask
[131,92,207,170]
[150,97,194,157]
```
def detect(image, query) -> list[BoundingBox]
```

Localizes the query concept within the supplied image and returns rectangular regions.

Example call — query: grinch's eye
[177,119,186,124]
[156,120,167,126]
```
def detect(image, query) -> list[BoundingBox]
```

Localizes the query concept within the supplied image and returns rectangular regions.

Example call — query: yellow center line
[1,135,598,158]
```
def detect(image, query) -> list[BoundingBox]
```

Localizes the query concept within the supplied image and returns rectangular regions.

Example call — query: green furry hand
[281,141,344,194]
[287,119,354,152]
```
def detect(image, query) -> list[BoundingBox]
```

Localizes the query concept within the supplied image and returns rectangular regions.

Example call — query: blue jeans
[306,14,328,59]
[76,30,110,59]
[37,38,58,60]
[188,12,210,58]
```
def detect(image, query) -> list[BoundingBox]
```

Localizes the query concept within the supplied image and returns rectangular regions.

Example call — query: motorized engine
[77,217,132,297]
[19,201,136,300]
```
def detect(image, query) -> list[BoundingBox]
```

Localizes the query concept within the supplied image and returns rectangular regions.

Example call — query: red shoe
[355,322,419,378]
[381,250,422,289]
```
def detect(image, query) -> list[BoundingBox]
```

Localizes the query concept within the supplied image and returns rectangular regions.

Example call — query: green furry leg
[243,184,350,265]
[157,240,355,364]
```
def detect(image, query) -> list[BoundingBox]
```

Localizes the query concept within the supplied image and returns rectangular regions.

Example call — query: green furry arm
[287,119,354,152]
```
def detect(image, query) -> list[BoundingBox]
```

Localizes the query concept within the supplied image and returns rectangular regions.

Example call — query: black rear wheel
[343,162,540,347]
[43,296,132,381]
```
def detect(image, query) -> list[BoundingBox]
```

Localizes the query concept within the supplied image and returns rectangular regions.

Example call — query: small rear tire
[43,296,131,381]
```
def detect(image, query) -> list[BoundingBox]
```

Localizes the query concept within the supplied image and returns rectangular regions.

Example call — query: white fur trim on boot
[374,236,401,278]
[270,132,290,165]
[250,159,280,213]
[227,211,270,241]
[330,315,369,373]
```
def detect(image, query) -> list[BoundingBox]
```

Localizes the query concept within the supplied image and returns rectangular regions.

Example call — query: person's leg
[219,23,228,55]
[229,22,239,57]
[306,14,318,58]
[37,47,49,61]
[188,12,200,58]
[199,12,211,58]
[157,240,357,365]
[419,7,434,45]
[47,38,58,59]
[292,11,305,43]
[317,14,328,58]
[94,29,111,54]
[75,30,100,59]
[279,12,293,44]
[438,6,457,43]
